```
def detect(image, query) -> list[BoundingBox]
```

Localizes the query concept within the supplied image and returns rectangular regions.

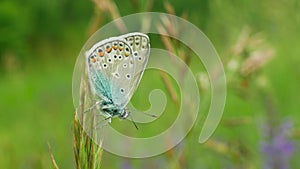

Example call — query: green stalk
[73,75,103,169]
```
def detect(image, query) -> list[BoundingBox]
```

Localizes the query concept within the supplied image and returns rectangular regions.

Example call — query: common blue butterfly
[85,32,150,122]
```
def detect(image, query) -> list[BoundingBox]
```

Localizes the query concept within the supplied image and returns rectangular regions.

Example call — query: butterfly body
[98,100,129,119]
[85,32,150,120]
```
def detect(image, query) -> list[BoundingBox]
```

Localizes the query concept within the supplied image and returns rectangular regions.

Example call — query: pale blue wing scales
[85,38,132,102]
[86,52,111,102]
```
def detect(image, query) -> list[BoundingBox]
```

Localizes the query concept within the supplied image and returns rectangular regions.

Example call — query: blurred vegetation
[0,0,299,169]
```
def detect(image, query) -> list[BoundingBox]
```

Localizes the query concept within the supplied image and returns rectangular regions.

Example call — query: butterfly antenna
[129,114,139,130]
[141,112,158,118]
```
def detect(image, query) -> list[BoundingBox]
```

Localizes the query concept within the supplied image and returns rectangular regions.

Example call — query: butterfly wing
[111,32,150,107]
[85,32,150,108]
[85,37,135,104]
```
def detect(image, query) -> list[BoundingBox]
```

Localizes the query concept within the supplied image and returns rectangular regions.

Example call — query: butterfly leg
[93,113,112,129]
[84,101,102,113]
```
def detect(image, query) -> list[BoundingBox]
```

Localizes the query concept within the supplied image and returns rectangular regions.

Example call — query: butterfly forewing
[85,32,150,109]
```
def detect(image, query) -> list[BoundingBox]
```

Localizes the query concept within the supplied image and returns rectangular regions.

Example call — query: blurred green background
[0,0,299,168]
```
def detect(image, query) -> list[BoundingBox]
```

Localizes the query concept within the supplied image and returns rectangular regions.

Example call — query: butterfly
[85,32,150,123]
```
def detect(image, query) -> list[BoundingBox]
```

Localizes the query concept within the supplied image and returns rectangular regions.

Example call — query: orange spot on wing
[99,52,105,57]
[119,47,123,51]
[106,47,112,53]
[112,46,118,50]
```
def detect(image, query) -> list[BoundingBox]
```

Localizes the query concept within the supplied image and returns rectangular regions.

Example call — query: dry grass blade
[164,1,175,15]
[231,27,251,56]
[93,0,127,33]
[221,117,253,126]
[156,24,176,54]
[145,0,154,11]
[240,49,274,76]
[48,143,60,169]
[159,71,179,108]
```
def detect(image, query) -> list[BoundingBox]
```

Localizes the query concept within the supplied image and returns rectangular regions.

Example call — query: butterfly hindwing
[112,33,150,107]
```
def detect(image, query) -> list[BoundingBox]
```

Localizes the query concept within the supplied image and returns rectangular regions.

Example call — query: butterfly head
[119,109,130,119]
[120,109,138,129]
